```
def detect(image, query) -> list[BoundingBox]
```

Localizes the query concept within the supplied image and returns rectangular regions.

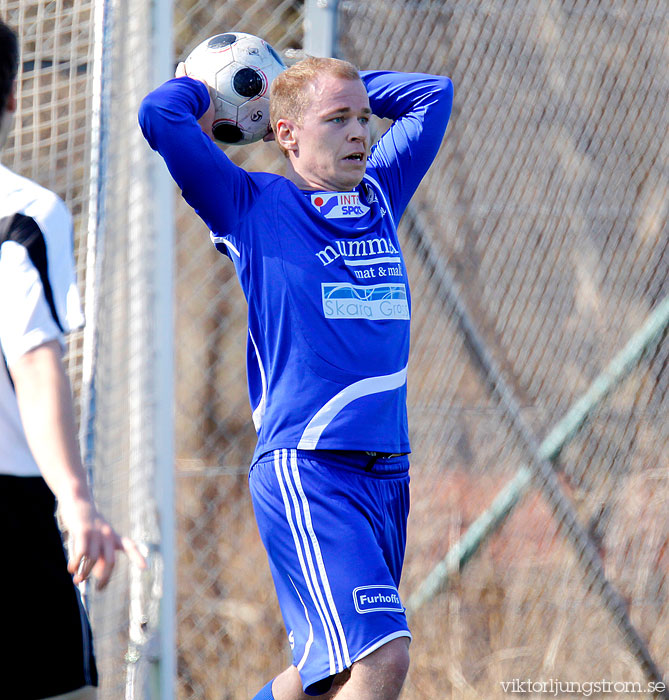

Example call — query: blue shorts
[249,448,412,695]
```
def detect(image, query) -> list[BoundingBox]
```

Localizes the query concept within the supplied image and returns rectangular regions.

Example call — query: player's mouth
[343,152,366,162]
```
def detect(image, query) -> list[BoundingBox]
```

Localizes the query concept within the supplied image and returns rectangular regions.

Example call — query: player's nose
[349,121,368,142]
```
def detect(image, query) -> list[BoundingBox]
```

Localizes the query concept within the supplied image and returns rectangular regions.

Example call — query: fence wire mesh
[172,1,668,697]
[1,1,165,697]
[2,0,667,699]
[0,0,92,410]
[337,1,669,698]
[172,4,302,696]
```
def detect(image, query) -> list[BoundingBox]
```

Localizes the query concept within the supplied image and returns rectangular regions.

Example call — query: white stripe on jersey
[209,231,240,258]
[363,174,396,229]
[297,366,408,450]
[249,329,267,430]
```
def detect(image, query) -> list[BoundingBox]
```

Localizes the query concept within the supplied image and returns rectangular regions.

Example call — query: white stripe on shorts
[289,575,314,672]
[274,449,353,675]
[287,449,351,669]
[274,449,337,675]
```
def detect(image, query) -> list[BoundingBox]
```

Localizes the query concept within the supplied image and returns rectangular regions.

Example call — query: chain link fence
[172,1,668,697]
[1,1,172,697]
[0,0,92,405]
[337,1,669,698]
[2,0,667,698]
[171,4,302,696]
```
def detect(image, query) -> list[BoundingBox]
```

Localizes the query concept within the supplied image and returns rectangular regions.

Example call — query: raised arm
[362,70,453,219]
[139,76,260,236]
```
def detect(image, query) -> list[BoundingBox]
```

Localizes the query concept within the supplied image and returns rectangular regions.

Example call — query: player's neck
[283,160,357,193]
[283,160,323,191]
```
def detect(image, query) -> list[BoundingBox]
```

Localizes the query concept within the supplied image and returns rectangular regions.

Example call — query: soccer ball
[184,32,286,145]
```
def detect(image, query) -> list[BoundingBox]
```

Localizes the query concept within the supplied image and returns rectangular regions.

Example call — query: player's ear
[275,118,298,154]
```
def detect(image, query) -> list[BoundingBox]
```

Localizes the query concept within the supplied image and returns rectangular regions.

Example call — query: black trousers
[0,474,98,699]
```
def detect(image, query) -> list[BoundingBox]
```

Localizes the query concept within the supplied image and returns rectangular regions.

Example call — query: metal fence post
[304,0,339,58]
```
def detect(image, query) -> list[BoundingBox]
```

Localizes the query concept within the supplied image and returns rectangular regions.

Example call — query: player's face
[286,73,371,191]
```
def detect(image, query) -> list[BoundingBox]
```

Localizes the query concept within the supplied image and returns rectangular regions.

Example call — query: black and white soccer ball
[184,32,286,145]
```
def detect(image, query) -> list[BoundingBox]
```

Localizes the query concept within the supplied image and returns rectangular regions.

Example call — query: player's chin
[338,161,366,187]
[337,174,365,190]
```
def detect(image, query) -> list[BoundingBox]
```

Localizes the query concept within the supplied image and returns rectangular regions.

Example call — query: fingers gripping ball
[184,32,286,145]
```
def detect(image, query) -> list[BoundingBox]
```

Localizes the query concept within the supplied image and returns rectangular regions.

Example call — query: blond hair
[270,56,360,155]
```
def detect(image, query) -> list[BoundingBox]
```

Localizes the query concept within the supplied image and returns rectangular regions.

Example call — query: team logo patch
[322,283,410,320]
[311,192,370,219]
[353,586,405,614]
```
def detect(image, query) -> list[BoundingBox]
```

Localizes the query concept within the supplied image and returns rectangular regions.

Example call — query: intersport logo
[311,192,370,219]
[353,585,405,614]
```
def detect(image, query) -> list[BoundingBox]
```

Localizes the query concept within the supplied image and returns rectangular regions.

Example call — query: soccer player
[0,18,145,700]
[139,50,452,699]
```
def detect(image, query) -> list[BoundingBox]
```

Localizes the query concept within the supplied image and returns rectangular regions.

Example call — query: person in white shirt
[0,17,145,700]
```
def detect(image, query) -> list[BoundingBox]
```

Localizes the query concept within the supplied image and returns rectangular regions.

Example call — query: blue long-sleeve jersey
[139,70,453,462]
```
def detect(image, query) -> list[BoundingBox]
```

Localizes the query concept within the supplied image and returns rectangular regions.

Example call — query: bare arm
[10,339,145,589]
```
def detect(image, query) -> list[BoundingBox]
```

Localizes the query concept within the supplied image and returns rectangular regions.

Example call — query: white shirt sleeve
[0,240,65,365]
[0,198,84,367]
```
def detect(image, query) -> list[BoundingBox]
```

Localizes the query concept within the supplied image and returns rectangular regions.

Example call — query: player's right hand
[61,497,146,590]
[176,61,216,140]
